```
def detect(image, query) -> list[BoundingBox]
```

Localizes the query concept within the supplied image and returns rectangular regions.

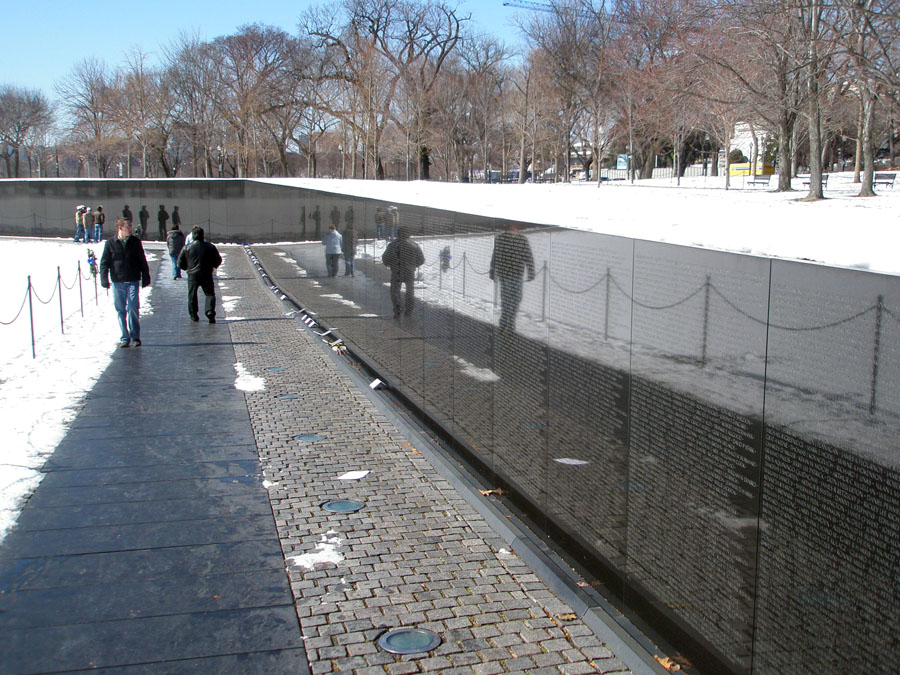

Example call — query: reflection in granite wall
[8,180,900,674]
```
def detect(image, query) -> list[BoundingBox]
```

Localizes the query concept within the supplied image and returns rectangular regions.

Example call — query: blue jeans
[170,254,181,278]
[112,281,141,342]
[94,224,102,242]
[74,225,84,242]
[344,255,354,276]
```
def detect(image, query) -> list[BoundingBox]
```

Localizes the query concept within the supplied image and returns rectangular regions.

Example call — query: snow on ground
[0,238,156,540]
[1,175,898,542]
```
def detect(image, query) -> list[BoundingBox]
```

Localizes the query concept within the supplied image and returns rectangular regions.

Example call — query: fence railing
[0,252,101,358]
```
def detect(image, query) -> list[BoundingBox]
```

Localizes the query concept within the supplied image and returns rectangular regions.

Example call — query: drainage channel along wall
[5,179,900,674]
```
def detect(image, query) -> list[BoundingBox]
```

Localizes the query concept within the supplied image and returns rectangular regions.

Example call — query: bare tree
[210,24,295,177]
[0,85,52,177]
[56,58,116,177]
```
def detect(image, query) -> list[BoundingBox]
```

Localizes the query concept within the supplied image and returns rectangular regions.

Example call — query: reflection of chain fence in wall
[0,260,101,358]
[411,233,898,420]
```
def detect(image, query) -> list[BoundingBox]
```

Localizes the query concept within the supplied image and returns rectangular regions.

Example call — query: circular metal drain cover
[377,628,442,654]
[295,434,324,442]
[321,499,365,513]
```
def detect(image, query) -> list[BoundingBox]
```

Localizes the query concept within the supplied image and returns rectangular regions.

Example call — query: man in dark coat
[157,205,169,240]
[166,224,186,280]
[177,225,222,323]
[382,225,425,318]
[100,217,151,347]
[489,221,535,333]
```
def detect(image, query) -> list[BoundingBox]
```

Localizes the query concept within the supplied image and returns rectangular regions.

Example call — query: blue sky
[2,0,527,100]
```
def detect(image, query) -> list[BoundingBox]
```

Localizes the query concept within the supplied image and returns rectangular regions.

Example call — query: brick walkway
[224,247,643,675]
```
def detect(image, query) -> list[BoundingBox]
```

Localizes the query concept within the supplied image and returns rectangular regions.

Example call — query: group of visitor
[72,204,105,244]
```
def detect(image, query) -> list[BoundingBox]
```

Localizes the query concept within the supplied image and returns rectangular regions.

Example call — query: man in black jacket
[100,217,151,348]
[177,226,222,323]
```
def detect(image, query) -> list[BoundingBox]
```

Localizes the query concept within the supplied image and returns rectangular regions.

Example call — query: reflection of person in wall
[157,205,169,240]
[375,206,386,240]
[138,205,149,239]
[387,205,399,240]
[382,226,425,318]
[311,205,321,239]
[342,224,357,277]
[489,221,535,333]
[322,224,343,277]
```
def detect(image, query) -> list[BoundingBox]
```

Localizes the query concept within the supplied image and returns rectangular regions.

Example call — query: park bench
[747,175,770,187]
[800,174,828,188]
[874,172,896,189]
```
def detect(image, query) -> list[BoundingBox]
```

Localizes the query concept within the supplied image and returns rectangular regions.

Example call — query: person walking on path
[100,217,151,348]
[137,205,149,239]
[94,205,105,243]
[166,224,186,280]
[489,221,535,333]
[342,224,358,276]
[322,224,343,277]
[73,205,86,243]
[157,205,169,240]
[382,226,425,318]
[177,225,222,323]
[82,207,95,244]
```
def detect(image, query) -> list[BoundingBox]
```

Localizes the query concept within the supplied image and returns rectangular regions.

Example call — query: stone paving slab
[0,246,307,674]
[223,247,644,674]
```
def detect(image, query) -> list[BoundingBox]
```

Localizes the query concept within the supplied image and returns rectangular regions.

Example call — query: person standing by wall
[82,207,95,244]
[157,205,169,240]
[99,217,151,348]
[322,224,343,277]
[122,204,133,226]
[94,205,105,243]
[489,221,535,333]
[172,205,181,230]
[382,226,425,318]
[166,223,186,280]
[342,223,358,276]
[177,226,222,323]
[73,205,85,243]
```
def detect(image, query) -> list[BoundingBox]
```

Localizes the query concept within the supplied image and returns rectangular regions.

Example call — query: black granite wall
[5,179,898,673]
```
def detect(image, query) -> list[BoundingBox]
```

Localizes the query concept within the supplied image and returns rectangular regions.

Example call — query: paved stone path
[225,247,639,675]
[0,243,648,674]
